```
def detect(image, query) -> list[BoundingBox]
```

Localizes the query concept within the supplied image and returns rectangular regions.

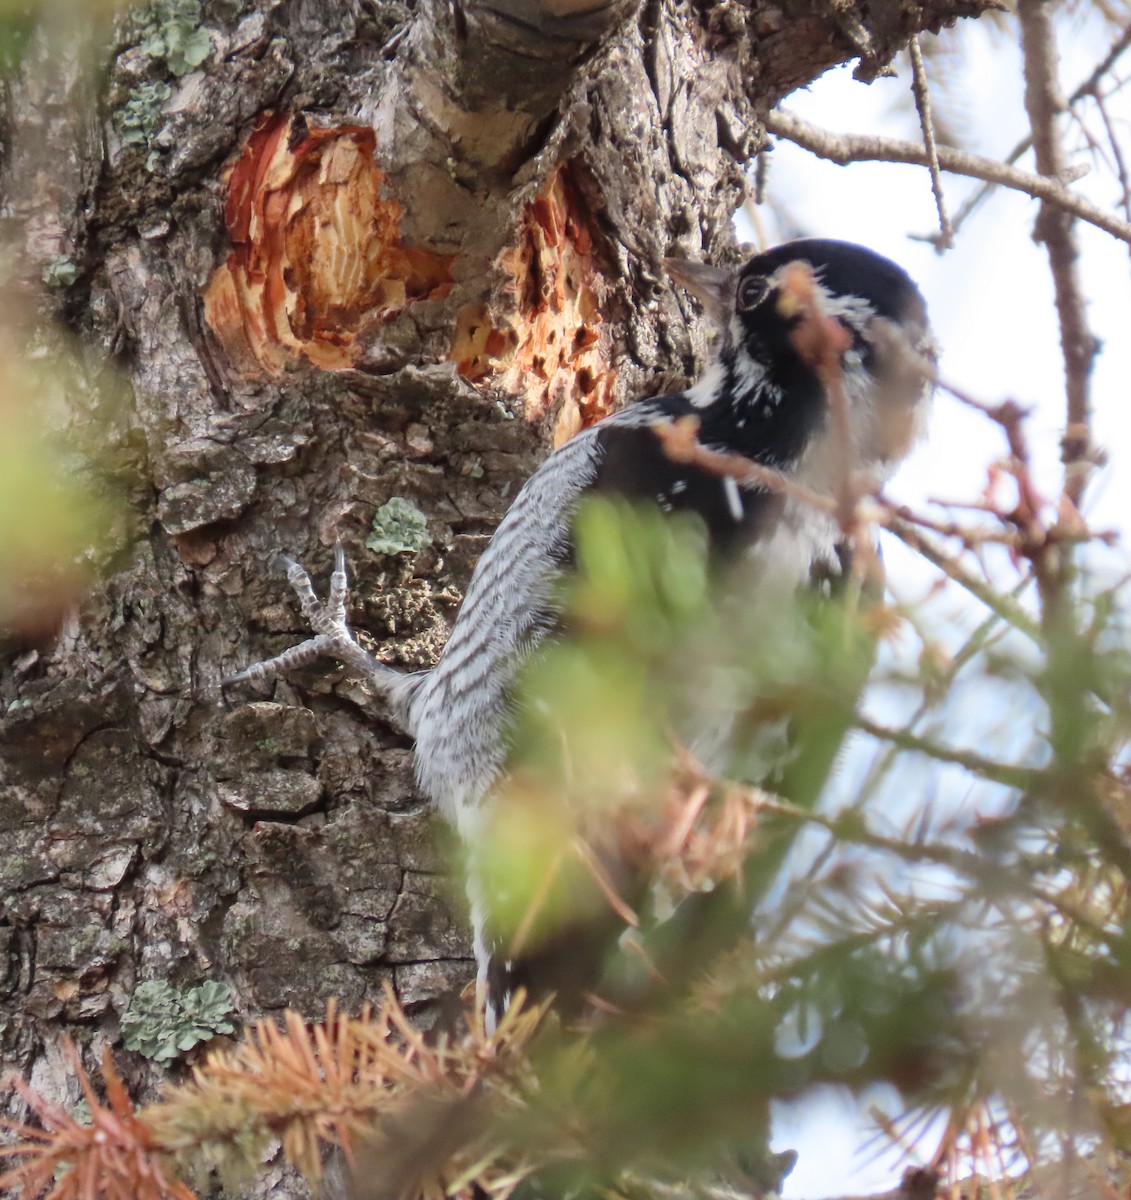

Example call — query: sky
[736,10,1131,1196]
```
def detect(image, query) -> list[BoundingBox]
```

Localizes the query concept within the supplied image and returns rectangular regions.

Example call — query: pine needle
[2,989,550,1200]
[0,1041,197,1200]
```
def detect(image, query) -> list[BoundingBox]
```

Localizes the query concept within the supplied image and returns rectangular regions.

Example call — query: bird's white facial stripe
[761,262,931,476]
[914,327,941,362]
[733,346,770,400]
[818,289,876,333]
[687,360,725,409]
[766,263,877,338]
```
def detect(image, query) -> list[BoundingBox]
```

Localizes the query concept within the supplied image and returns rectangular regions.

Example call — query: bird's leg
[223,546,388,688]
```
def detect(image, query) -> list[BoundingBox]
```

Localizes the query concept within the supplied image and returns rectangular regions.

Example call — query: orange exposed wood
[204,113,454,376]
[451,163,617,445]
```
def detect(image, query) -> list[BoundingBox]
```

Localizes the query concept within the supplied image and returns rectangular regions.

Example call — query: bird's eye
[736,275,769,312]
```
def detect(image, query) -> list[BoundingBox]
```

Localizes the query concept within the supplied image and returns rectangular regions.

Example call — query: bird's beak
[663,258,731,322]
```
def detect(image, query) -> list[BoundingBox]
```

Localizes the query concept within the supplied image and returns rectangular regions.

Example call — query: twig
[765,107,1131,246]
[882,498,1021,547]
[938,387,1047,541]
[855,714,1037,789]
[756,793,990,875]
[869,317,1105,552]
[655,783,710,858]
[651,415,839,516]
[1087,89,1131,247]
[909,35,954,249]
[777,261,867,541]
[1017,0,1098,511]
[916,19,1131,243]
[1070,19,1131,107]
[882,514,1042,642]
[571,836,640,928]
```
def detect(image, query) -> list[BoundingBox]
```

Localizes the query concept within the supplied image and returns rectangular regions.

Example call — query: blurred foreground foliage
[0,0,135,647]
[0,0,120,72]
[4,480,1131,1199]
[0,340,130,644]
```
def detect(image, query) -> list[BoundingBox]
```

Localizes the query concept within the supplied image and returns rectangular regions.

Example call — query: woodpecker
[226,238,935,1028]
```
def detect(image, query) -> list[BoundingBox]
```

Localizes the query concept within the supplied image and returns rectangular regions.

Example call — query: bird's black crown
[736,238,929,335]
[680,238,933,471]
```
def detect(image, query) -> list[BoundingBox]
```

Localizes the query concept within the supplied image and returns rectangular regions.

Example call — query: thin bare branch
[1069,18,1131,109]
[756,793,990,875]
[909,35,954,249]
[1017,0,1098,511]
[854,714,1037,788]
[920,19,1131,242]
[881,513,1043,642]
[765,107,1131,246]
[1087,90,1131,241]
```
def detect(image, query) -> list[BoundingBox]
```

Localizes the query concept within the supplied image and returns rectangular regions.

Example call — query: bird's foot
[223,545,385,689]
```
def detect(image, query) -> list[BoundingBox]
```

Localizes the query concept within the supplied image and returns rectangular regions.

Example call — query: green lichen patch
[121,978,237,1063]
[137,0,212,77]
[113,0,213,170]
[367,497,430,556]
[114,78,173,172]
[117,80,172,147]
[42,257,79,290]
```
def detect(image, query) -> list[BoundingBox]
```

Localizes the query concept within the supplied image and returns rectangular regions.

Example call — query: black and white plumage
[228,238,935,1027]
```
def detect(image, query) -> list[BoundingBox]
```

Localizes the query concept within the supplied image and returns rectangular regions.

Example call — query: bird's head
[666,239,935,482]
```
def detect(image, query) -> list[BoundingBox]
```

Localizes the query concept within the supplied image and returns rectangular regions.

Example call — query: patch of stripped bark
[451,163,617,446]
[203,113,454,375]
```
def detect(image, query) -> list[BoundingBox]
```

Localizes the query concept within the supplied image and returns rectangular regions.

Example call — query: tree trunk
[0,0,988,1192]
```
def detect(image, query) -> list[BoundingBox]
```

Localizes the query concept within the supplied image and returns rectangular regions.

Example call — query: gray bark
[0,0,989,1193]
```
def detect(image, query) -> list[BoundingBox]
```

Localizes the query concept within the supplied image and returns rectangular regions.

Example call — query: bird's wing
[586,395,785,565]
[410,401,684,827]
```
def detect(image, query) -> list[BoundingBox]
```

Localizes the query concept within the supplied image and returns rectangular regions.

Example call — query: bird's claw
[223,546,384,688]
